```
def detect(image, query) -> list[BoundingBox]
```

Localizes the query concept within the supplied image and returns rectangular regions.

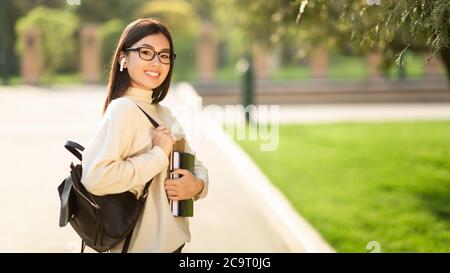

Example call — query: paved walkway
[274,103,450,124]
[213,103,450,125]
[0,85,298,252]
[0,84,448,252]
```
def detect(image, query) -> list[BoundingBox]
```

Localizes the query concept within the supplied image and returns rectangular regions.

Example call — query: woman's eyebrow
[140,43,170,52]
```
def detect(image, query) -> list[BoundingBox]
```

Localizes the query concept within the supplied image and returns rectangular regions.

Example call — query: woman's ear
[119,52,127,72]
[119,52,127,63]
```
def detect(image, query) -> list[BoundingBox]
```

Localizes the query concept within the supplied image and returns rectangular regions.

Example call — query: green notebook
[170,151,195,217]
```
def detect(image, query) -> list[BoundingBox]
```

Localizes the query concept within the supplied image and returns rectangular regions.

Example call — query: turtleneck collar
[124,86,154,104]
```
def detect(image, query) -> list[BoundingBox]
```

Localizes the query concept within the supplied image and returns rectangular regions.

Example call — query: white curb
[172,82,335,253]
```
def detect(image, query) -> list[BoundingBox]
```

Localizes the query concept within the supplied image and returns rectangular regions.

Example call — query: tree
[0,0,64,83]
[99,19,127,71]
[73,0,148,23]
[0,0,21,84]
[227,0,450,80]
[16,7,79,75]
[339,0,450,79]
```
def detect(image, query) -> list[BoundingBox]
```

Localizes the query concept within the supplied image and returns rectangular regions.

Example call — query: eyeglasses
[124,47,176,65]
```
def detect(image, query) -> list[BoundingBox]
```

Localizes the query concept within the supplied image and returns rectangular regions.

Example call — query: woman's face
[121,33,172,91]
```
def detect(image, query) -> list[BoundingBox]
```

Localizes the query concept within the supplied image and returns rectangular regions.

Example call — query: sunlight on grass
[232,121,450,252]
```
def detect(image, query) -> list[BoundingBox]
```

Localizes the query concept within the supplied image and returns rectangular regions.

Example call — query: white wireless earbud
[120,58,126,72]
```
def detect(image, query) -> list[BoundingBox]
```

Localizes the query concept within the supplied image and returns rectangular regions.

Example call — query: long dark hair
[103,18,175,114]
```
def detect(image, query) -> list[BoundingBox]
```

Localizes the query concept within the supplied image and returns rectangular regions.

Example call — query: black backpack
[57,106,160,253]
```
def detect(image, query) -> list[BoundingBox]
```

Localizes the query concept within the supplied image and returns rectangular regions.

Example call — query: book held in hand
[169,138,195,217]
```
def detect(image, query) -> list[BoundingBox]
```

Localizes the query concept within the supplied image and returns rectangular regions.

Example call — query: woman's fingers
[154,126,165,132]
[159,130,177,142]
[171,169,191,176]
[165,180,177,189]
[167,189,180,200]
[154,125,177,145]
[165,184,177,190]
[156,128,170,134]
[155,126,172,135]
[166,190,177,196]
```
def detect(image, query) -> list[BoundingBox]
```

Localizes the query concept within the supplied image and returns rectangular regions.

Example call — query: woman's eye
[160,54,170,59]
[141,50,153,56]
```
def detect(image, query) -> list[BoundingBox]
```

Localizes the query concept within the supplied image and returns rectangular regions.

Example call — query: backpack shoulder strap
[136,104,160,199]
[136,105,159,128]
[64,141,84,161]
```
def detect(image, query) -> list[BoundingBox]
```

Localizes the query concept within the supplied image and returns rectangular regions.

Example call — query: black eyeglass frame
[124,46,176,64]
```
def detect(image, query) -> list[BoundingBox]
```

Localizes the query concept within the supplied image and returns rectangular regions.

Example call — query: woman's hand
[152,125,176,157]
[164,169,204,200]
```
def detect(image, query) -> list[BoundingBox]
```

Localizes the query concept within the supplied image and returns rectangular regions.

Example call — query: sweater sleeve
[159,104,209,201]
[81,98,169,196]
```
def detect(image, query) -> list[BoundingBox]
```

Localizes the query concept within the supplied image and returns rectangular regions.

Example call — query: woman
[81,18,209,253]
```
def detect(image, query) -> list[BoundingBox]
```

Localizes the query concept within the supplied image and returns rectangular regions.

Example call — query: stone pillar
[252,43,271,80]
[21,28,41,85]
[80,24,102,83]
[310,46,328,78]
[196,22,217,81]
[366,50,383,78]
[424,55,444,77]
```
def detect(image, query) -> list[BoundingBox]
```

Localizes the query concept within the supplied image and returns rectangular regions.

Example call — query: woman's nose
[149,56,161,65]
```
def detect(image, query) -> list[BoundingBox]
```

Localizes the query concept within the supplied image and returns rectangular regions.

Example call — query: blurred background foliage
[0,0,448,84]
[15,6,80,75]
[99,19,126,79]
[228,0,450,78]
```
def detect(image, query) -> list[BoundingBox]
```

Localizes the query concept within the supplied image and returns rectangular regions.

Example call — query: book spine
[169,151,195,217]
[170,152,180,216]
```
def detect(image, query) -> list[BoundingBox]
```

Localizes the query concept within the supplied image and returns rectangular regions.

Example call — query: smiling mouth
[144,70,160,79]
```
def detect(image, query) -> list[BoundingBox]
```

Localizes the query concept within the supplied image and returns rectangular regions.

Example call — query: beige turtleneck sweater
[80,86,209,253]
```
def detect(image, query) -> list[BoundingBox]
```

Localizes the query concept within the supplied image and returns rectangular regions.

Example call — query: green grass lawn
[328,55,368,80]
[387,53,427,79]
[212,53,431,82]
[232,121,450,252]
